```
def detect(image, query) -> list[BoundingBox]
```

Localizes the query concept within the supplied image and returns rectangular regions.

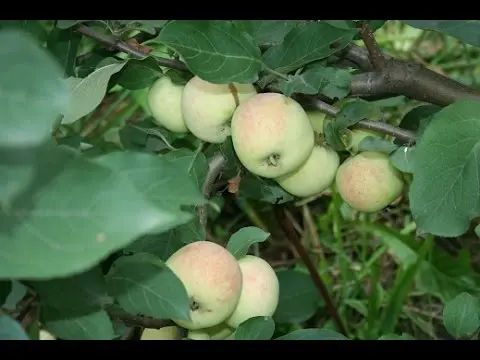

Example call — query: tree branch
[358,22,386,69]
[107,310,173,329]
[74,25,187,71]
[198,153,226,228]
[274,206,348,336]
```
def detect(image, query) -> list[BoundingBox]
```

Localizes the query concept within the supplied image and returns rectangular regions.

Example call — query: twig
[107,310,172,329]
[300,95,416,143]
[358,22,386,69]
[75,25,188,71]
[274,206,348,336]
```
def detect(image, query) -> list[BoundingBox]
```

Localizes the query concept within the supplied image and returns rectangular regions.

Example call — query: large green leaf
[262,22,358,73]
[409,100,480,237]
[403,20,480,47]
[233,20,299,46]
[226,226,270,259]
[276,328,348,340]
[0,145,199,279]
[155,20,262,83]
[443,292,480,339]
[234,316,275,340]
[47,27,82,77]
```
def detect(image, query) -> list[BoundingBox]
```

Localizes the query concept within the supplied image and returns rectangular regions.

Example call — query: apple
[187,330,211,340]
[147,76,188,133]
[202,322,235,340]
[140,326,181,340]
[226,255,279,328]
[346,128,382,153]
[276,145,340,198]
[39,329,56,340]
[231,93,315,178]
[335,151,404,212]
[306,110,328,133]
[166,241,243,330]
[181,75,257,143]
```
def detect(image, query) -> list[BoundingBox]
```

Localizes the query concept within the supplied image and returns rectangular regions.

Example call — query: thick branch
[298,95,416,143]
[75,25,187,71]
[358,23,386,69]
[107,310,173,329]
[351,59,480,106]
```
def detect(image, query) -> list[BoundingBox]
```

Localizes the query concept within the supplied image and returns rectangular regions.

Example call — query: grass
[79,20,480,340]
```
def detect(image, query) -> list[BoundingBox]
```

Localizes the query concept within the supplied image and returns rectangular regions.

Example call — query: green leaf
[262,22,358,73]
[390,146,415,173]
[378,333,415,340]
[233,20,299,46]
[335,100,378,129]
[162,148,209,193]
[279,66,352,99]
[2,281,27,310]
[226,226,270,259]
[56,20,89,29]
[41,306,115,340]
[0,144,187,279]
[0,30,69,148]
[0,281,12,306]
[238,173,294,204]
[61,62,126,124]
[234,316,275,340]
[394,104,439,145]
[276,328,348,340]
[29,267,112,313]
[402,20,480,47]
[475,224,480,237]
[409,100,480,237]
[443,292,480,338]
[124,232,184,260]
[357,136,399,153]
[156,20,262,83]
[0,314,30,340]
[47,27,82,77]
[274,269,322,323]
[114,58,162,90]
[0,20,48,43]
[105,253,190,321]
[323,121,348,151]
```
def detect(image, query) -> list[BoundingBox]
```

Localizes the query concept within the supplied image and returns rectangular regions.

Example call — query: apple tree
[1,20,480,340]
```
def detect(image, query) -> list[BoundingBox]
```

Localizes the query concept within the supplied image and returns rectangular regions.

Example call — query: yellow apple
[231,93,315,178]
[335,151,404,212]
[226,255,279,328]
[187,330,211,340]
[276,145,340,197]
[181,76,257,143]
[140,326,181,340]
[147,76,188,133]
[166,241,243,330]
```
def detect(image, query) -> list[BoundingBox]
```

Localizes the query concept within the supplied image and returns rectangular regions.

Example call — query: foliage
[1,19,480,341]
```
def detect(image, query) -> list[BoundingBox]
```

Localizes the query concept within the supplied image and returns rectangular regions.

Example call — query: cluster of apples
[148,75,404,213]
[141,241,279,340]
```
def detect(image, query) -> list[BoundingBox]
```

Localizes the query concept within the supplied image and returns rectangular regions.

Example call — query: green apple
[166,241,243,330]
[226,255,279,328]
[187,330,211,340]
[140,326,181,340]
[335,151,404,212]
[306,110,328,133]
[181,75,257,143]
[147,76,188,133]
[231,93,315,178]
[202,322,235,340]
[347,128,382,153]
[276,145,340,198]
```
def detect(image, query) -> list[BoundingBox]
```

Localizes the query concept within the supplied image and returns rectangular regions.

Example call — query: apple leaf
[390,146,415,173]
[155,20,262,84]
[2,281,27,311]
[233,20,299,46]
[0,144,197,279]
[226,226,270,260]
[41,306,115,340]
[276,328,349,340]
[409,100,480,237]
[402,20,480,47]
[114,58,162,90]
[443,292,480,339]
[239,174,294,204]
[0,314,30,340]
[47,27,82,77]
[394,104,440,145]
[61,62,126,124]
[124,232,185,261]
[274,270,322,324]
[105,253,191,321]
[279,66,352,99]
[29,267,113,313]
[357,136,399,153]
[0,281,11,306]
[0,30,69,148]
[475,224,480,237]
[262,22,358,73]
[56,20,89,29]
[335,99,378,129]
[162,148,209,193]
[378,333,416,340]
[234,316,275,340]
